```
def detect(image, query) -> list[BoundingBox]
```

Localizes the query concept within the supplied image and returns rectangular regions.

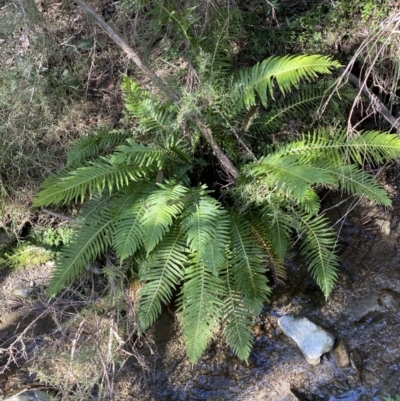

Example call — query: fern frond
[229,212,269,313]
[47,195,114,296]
[112,182,158,260]
[234,55,340,109]
[321,162,391,206]
[250,83,352,134]
[298,213,339,298]
[248,214,287,284]
[66,129,131,167]
[248,154,335,200]
[138,225,187,330]
[141,181,189,254]
[122,76,176,135]
[274,130,400,166]
[179,260,225,363]
[221,288,254,361]
[33,157,151,206]
[182,195,229,268]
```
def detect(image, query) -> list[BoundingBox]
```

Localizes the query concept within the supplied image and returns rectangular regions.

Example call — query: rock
[0,229,16,244]
[375,219,391,236]
[278,315,335,366]
[11,287,36,298]
[378,289,400,312]
[333,339,350,367]
[349,348,363,373]
[345,294,380,321]
[4,389,51,401]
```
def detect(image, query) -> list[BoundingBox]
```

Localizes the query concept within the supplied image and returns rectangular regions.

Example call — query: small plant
[1,243,53,270]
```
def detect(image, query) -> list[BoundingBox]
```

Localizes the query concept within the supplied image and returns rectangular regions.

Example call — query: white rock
[278,315,334,366]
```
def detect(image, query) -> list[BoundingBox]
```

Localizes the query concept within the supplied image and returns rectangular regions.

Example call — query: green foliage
[33,40,400,364]
[0,243,53,270]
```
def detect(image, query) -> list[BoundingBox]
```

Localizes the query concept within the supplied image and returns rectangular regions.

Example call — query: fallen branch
[339,68,400,133]
[75,0,239,180]
[40,207,76,222]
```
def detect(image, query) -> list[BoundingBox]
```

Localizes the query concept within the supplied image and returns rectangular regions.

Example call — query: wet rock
[4,389,51,401]
[333,339,350,368]
[278,315,335,366]
[378,289,400,312]
[349,348,362,371]
[345,295,381,321]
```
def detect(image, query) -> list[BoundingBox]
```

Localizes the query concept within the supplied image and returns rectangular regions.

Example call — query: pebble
[333,339,350,368]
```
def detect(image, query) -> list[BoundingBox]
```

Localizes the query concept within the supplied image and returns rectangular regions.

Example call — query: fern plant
[33,52,400,365]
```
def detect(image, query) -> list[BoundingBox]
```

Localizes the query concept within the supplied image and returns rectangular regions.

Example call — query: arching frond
[46,195,114,296]
[141,181,189,254]
[260,204,293,261]
[248,214,287,284]
[66,129,131,167]
[179,260,225,364]
[274,130,400,165]
[112,182,158,260]
[320,162,391,206]
[248,154,336,200]
[229,212,269,313]
[221,288,254,361]
[234,55,340,110]
[138,225,188,330]
[33,157,151,206]
[250,83,353,135]
[298,213,338,298]
[182,195,229,268]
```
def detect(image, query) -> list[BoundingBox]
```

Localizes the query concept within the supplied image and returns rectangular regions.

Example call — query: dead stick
[40,207,76,222]
[75,0,239,180]
[339,68,400,133]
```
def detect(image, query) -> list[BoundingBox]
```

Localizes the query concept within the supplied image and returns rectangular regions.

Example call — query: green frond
[33,157,151,207]
[138,225,187,330]
[66,128,131,167]
[331,164,391,206]
[116,137,192,170]
[221,288,254,361]
[260,204,293,261]
[112,182,158,260]
[250,83,352,134]
[298,213,339,298]
[122,76,176,135]
[234,55,340,109]
[248,154,335,200]
[298,188,320,215]
[46,195,114,296]
[179,260,225,363]
[141,181,189,254]
[248,214,287,284]
[344,130,400,165]
[229,212,269,313]
[274,130,400,166]
[182,195,229,269]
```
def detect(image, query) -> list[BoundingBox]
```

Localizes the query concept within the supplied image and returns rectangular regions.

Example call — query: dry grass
[0,0,126,233]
